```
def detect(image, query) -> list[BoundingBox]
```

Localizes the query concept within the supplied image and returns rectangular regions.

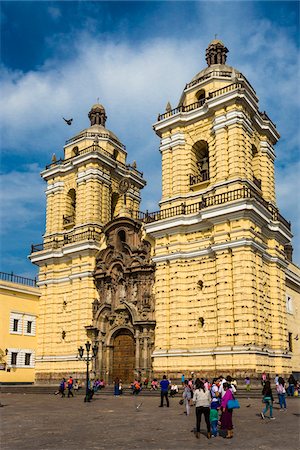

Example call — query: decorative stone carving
[92,217,156,382]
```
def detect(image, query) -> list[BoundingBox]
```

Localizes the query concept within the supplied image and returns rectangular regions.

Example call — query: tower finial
[205,39,228,66]
[88,103,107,127]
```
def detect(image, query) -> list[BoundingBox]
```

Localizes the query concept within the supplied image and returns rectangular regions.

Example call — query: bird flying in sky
[63,117,73,125]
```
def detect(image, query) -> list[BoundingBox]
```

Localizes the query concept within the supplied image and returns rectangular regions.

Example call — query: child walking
[210,401,219,437]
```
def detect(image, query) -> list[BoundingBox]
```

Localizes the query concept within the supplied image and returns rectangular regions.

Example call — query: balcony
[0,271,37,287]
[45,143,143,178]
[31,228,102,253]
[190,170,210,186]
[158,98,206,121]
[157,82,244,122]
[63,214,75,227]
[138,183,291,231]
[253,177,262,190]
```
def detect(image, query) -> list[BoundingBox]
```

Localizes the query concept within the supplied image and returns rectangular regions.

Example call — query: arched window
[118,230,126,243]
[64,188,76,226]
[111,192,119,219]
[72,146,79,157]
[196,89,206,105]
[190,140,209,185]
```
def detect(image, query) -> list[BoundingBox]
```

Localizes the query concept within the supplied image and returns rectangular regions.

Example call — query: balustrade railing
[158,98,206,121]
[185,70,233,89]
[253,177,262,190]
[63,214,75,225]
[65,131,126,150]
[207,82,243,99]
[0,271,37,287]
[31,229,102,253]
[138,184,291,230]
[190,170,210,185]
[45,143,143,177]
[157,82,244,122]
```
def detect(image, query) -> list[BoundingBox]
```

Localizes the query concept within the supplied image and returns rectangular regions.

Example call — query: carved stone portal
[92,217,155,383]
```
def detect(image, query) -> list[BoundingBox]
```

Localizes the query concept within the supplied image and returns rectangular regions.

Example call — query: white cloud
[0,24,299,265]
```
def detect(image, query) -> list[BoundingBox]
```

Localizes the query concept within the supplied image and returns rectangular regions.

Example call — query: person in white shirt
[193,380,211,439]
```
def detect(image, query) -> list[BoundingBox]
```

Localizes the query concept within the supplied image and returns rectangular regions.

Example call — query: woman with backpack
[276,377,287,411]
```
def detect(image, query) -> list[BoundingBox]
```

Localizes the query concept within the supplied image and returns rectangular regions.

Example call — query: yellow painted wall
[0,280,40,383]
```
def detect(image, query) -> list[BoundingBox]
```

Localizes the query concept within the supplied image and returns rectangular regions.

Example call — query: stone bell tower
[30,104,146,381]
[145,40,293,377]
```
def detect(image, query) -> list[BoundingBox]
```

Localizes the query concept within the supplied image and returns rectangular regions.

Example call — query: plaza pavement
[0,393,299,450]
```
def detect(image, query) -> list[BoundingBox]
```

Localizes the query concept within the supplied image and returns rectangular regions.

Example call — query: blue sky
[0,1,299,278]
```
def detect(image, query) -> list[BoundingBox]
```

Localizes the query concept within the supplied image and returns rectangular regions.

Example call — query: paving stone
[0,394,299,449]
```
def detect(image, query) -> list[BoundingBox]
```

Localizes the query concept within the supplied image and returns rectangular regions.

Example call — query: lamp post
[78,341,98,402]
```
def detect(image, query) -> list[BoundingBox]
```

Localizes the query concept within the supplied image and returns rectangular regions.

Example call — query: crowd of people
[56,370,298,438]
[178,375,238,439]
[260,373,299,419]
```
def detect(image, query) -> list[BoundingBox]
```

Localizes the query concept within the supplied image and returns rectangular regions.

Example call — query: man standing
[59,378,66,398]
[67,376,74,397]
[159,375,170,407]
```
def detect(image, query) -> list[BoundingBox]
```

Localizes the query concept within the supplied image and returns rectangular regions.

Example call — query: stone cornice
[0,283,40,296]
[260,141,276,161]
[212,110,253,134]
[37,271,94,286]
[29,243,101,265]
[45,181,65,196]
[77,168,111,185]
[285,266,300,288]
[145,199,292,242]
[152,346,291,358]
[153,88,279,144]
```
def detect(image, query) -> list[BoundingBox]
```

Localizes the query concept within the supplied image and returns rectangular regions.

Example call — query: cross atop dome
[205,39,229,66]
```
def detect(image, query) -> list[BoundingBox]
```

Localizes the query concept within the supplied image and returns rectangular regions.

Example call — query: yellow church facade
[30,41,300,382]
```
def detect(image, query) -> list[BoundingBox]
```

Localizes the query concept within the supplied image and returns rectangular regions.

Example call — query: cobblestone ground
[0,394,299,450]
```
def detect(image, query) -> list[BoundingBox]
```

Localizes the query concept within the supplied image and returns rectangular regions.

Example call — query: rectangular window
[13,319,19,332]
[286,295,293,314]
[11,352,17,365]
[288,332,293,352]
[27,321,32,334]
[25,353,31,366]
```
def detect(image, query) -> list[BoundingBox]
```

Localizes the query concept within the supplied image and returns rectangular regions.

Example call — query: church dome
[68,103,123,148]
[187,40,239,85]
[90,103,106,112]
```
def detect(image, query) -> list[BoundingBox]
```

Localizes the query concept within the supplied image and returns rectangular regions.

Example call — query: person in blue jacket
[159,375,170,407]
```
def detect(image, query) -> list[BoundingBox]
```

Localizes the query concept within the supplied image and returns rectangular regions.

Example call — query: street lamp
[78,341,98,402]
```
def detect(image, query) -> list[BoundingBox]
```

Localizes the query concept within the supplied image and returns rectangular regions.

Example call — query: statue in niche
[106,286,112,304]
[132,282,138,304]
[93,299,100,315]
[118,279,126,302]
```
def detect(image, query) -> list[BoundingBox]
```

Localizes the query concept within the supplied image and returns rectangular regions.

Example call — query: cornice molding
[145,199,291,242]
[260,141,276,161]
[152,346,291,358]
[77,168,111,185]
[37,271,94,286]
[29,242,101,265]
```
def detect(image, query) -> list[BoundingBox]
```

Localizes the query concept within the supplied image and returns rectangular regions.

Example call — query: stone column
[135,329,140,371]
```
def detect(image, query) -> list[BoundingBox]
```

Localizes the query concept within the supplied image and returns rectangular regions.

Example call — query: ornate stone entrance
[112,329,135,382]
[92,217,155,383]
